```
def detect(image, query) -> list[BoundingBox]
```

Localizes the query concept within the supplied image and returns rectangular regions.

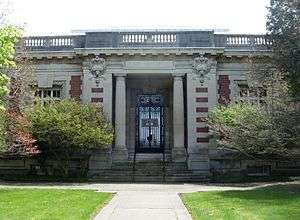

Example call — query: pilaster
[113,74,128,161]
[186,57,217,174]
[172,74,187,162]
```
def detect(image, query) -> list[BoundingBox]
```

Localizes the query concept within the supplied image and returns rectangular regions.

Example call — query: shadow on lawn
[214,184,300,201]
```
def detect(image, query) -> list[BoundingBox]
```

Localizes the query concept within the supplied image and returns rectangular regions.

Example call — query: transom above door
[135,94,165,153]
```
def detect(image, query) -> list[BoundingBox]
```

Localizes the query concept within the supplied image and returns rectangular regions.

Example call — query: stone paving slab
[94,191,192,220]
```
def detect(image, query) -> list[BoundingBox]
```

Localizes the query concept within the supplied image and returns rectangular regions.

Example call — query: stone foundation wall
[1,153,299,179]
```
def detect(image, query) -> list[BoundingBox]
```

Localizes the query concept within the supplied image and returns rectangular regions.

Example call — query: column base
[112,147,128,162]
[187,152,210,172]
[172,148,187,162]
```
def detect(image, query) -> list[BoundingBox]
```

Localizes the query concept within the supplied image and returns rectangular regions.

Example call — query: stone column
[113,75,128,161]
[172,75,187,162]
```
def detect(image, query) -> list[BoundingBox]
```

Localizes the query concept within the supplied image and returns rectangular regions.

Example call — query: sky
[6,0,270,36]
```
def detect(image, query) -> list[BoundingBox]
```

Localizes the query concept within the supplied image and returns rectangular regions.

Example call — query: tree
[27,100,114,176]
[0,11,23,151]
[267,0,300,99]
[0,25,21,110]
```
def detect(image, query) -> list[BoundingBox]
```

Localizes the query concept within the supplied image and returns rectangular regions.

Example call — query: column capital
[172,73,185,78]
[114,73,127,78]
[173,75,183,81]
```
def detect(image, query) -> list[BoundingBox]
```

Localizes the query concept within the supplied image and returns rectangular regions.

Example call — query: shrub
[27,99,114,176]
[208,103,299,158]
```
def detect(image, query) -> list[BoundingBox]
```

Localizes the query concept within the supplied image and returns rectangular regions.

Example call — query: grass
[210,173,298,183]
[181,184,300,220]
[0,188,113,220]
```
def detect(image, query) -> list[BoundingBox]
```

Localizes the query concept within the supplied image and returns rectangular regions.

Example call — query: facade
[18,30,274,181]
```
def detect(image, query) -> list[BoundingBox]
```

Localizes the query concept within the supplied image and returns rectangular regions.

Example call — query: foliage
[0,108,38,155]
[0,109,5,150]
[0,25,21,109]
[267,0,300,99]
[182,184,300,220]
[27,99,114,176]
[0,188,112,220]
[208,103,300,158]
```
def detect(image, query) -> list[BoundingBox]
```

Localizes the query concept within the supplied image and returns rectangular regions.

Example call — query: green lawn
[0,188,113,220]
[181,184,300,220]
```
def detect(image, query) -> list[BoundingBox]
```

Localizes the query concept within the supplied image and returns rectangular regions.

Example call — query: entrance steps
[89,161,210,183]
[128,153,172,162]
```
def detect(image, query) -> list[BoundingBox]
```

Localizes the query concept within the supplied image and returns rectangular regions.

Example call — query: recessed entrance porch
[125,75,174,160]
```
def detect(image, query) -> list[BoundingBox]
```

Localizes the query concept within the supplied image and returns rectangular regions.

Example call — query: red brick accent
[91,98,103,103]
[91,88,103,93]
[218,75,231,105]
[196,97,208,102]
[196,127,209,133]
[196,117,207,123]
[69,76,82,100]
[197,137,209,143]
[196,107,208,112]
[196,87,208,93]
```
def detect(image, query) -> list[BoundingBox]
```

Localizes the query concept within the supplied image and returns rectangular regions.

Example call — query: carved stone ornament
[88,56,106,86]
[193,55,212,83]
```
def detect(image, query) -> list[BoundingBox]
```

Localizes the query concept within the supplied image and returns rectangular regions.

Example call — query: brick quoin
[196,107,208,112]
[197,137,209,143]
[69,76,82,100]
[196,97,208,102]
[196,117,207,123]
[218,75,231,105]
[91,88,103,93]
[196,127,209,133]
[196,87,208,93]
[91,97,103,103]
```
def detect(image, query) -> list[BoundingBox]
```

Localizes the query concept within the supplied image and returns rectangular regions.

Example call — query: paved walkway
[95,191,191,220]
[1,181,298,220]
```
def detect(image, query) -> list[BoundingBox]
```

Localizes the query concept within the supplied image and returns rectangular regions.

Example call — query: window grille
[235,81,266,106]
[35,85,62,104]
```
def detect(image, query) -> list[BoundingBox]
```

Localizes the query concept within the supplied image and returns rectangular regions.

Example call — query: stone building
[17,30,275,181]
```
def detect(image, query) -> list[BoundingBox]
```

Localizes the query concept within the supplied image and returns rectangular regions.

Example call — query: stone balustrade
[22,35,85,51]
[214,34,272,49]
[21,31,271,51]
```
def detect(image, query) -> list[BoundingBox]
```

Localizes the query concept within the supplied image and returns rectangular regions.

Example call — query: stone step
[88,160,210,182]
[129,153,172,162]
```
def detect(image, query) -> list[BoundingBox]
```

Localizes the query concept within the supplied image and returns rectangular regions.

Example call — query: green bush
[27,99,114,176]
[208,103,299,157]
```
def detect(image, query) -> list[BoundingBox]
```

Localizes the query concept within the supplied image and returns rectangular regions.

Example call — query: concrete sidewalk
[94,191,191,220]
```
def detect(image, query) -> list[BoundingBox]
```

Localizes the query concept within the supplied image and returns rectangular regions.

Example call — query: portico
[110,61,189,164]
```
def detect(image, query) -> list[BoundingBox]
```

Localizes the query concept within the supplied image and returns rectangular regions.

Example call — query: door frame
[135,94,165,154]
